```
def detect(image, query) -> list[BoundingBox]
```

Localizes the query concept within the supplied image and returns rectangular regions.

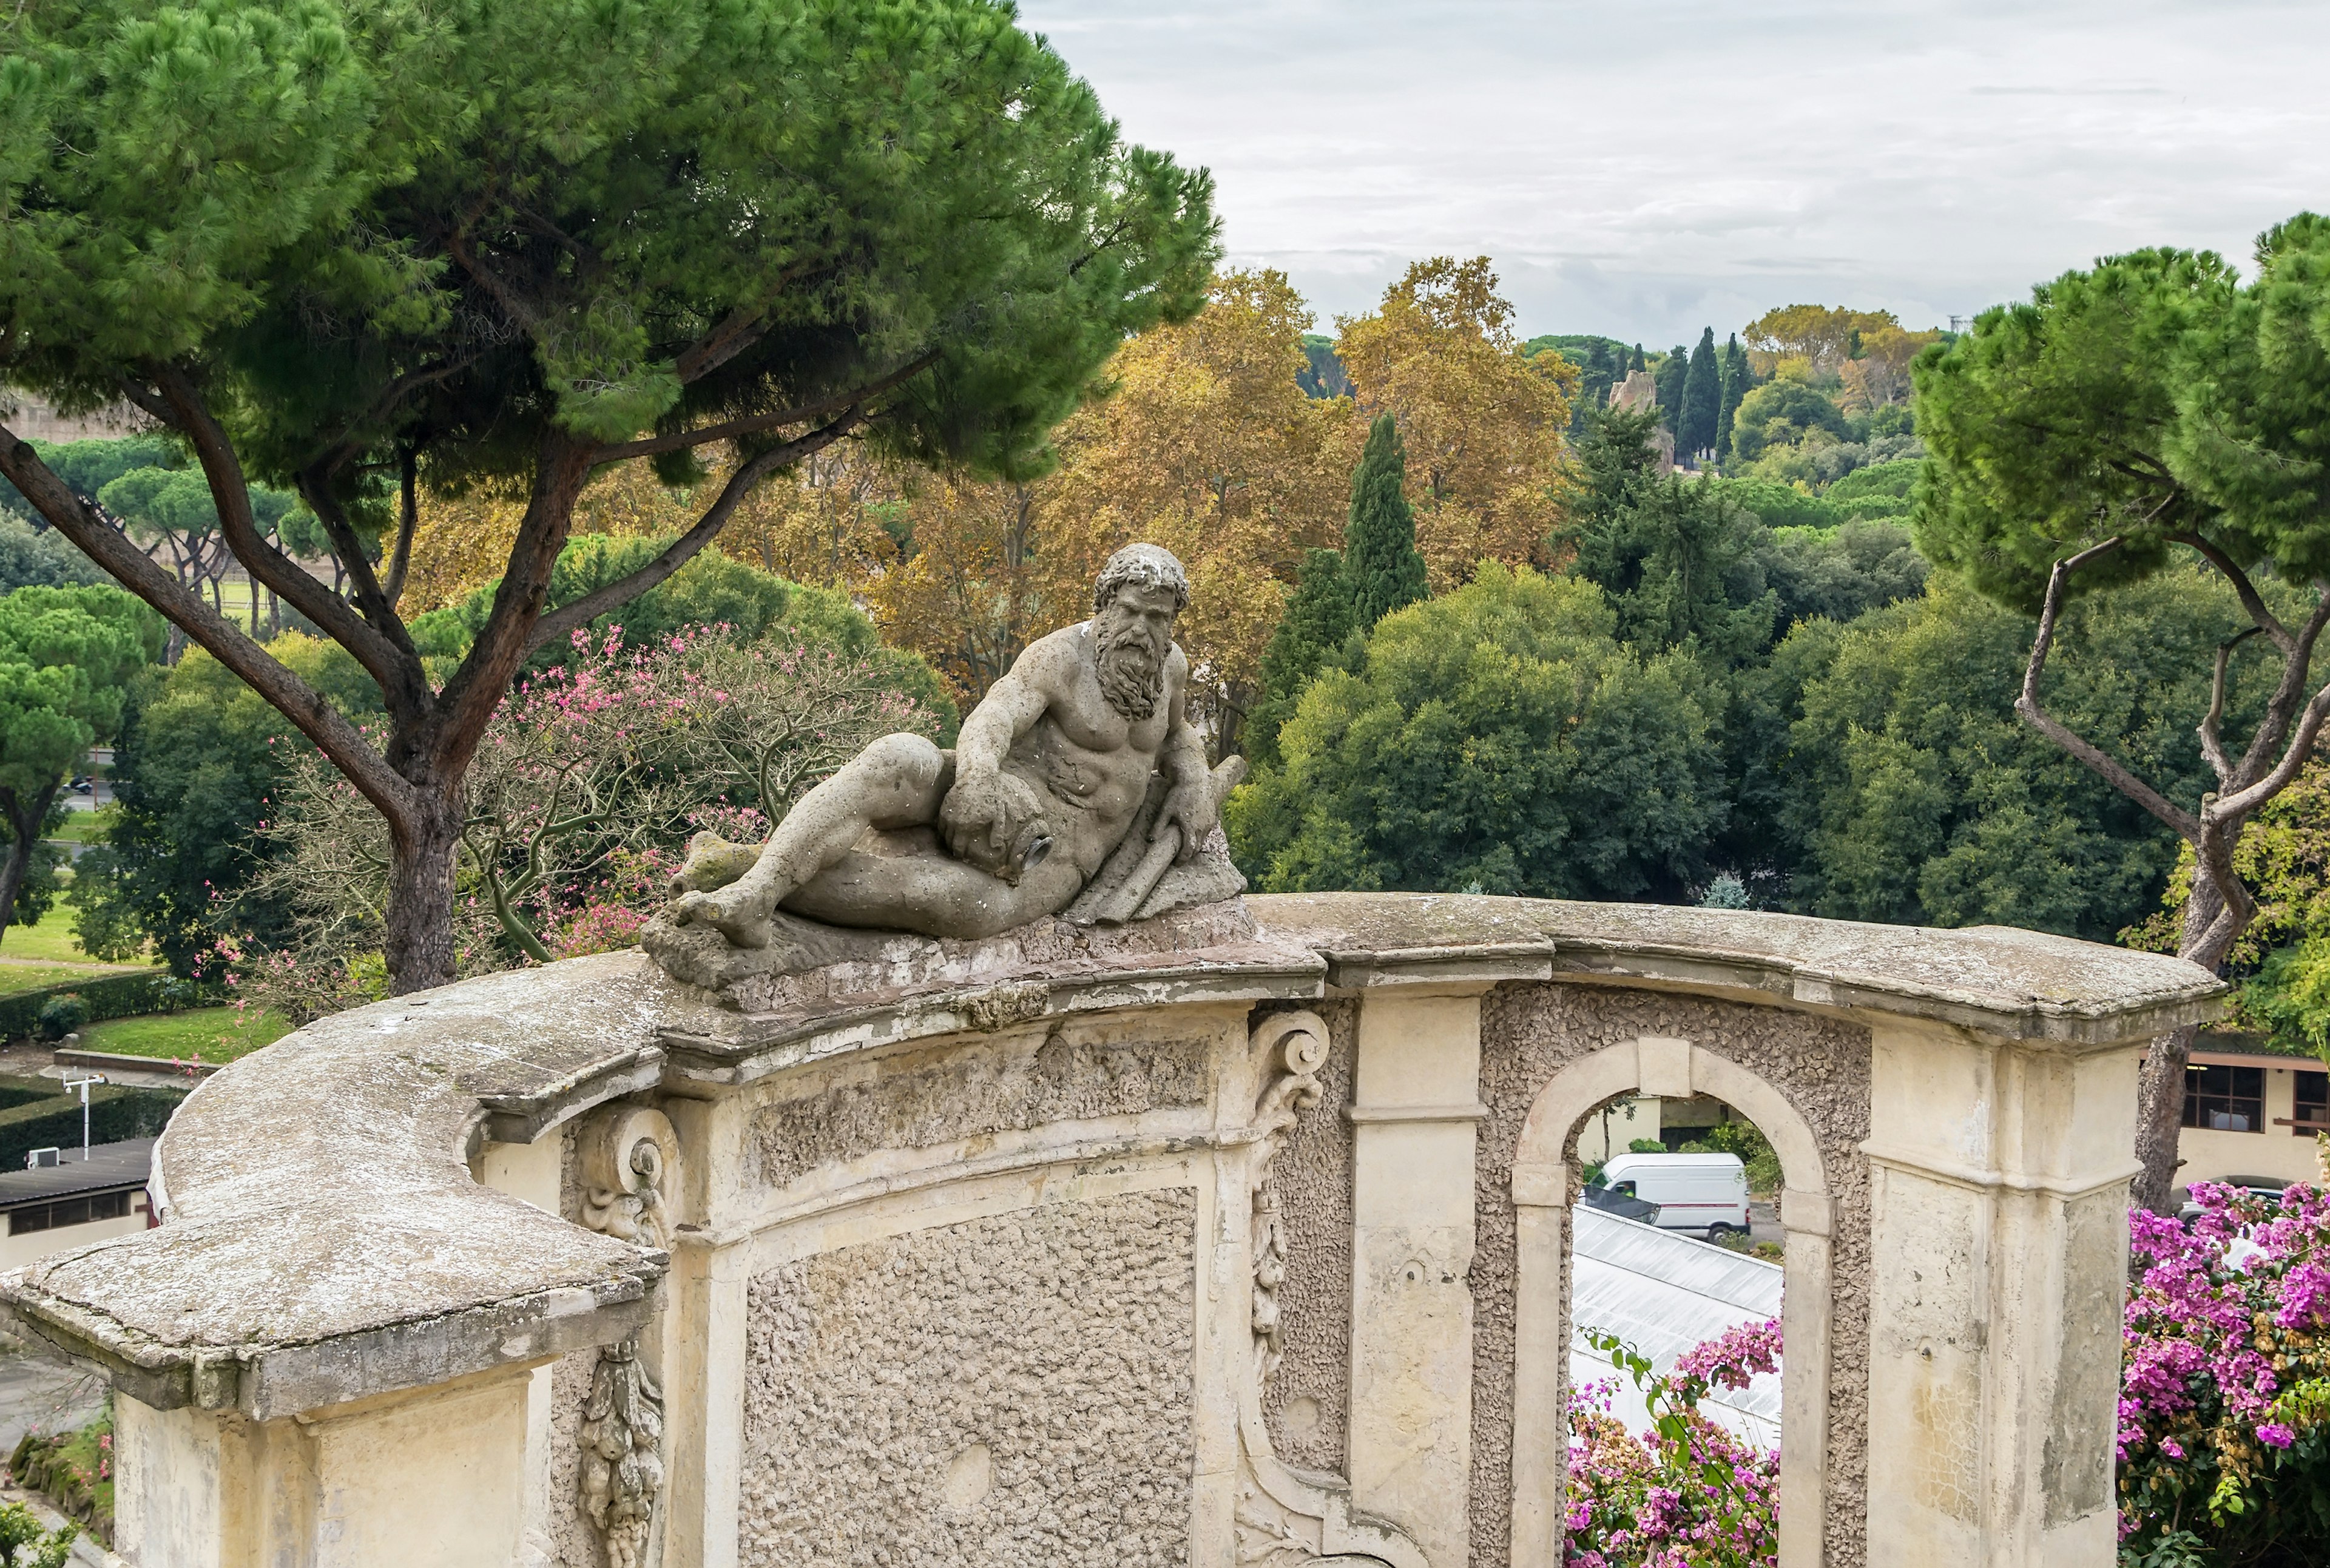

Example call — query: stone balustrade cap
[0,891,2220,1423]
[0,952,680,1419]
[1249,892,2224,1043]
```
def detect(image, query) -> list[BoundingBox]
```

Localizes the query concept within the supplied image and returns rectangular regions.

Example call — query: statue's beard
[1095,617,1167,720]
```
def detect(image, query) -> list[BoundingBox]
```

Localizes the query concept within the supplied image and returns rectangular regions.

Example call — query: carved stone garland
[1233,1012,1421,1568]
[579,1336,664,1568]
[576,1106,677,1568]
[1248,1011,1329,1388]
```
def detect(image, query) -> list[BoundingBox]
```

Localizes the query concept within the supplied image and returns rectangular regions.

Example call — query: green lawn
[76,1005,292,1065]
[0,891,148,966]
[0,962,146,999]
[46,813,104,845]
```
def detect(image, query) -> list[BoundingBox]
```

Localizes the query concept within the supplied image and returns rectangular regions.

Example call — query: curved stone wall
[0,893,2224,1568]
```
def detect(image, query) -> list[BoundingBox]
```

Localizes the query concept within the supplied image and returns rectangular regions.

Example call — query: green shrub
[35,995,86,1042]
[10,1405,109,1550]
[1683,1118,1784,1196]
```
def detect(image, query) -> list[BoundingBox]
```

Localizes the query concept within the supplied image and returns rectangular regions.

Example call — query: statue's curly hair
[1092,542,1190,615]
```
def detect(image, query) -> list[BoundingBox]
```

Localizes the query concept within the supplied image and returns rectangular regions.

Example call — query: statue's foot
[670,887,776,950]
[669,832,765,898]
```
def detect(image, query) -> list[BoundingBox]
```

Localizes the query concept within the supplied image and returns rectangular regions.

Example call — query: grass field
[76,1005,292,1065]
[0,962,149,999]
[47,813,104,845]
[0,894,124,965]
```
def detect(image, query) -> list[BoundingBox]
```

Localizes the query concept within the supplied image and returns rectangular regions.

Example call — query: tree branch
[595,349,938,462]
[385,446,419,612]
[141,367,416,691]
[2229,589,2330,792]
[2015,536,2203,840]
[2214,675,2330,823]
[2199,626,2264,784]
[292,461,425,698]
[2170,532,2292,650]
[525,411,867,654]
[0,421,414,823]
[673,306,768,385]
[426,434,602,770]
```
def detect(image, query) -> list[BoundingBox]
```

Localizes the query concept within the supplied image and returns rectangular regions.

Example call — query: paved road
[0,1340,106,1455]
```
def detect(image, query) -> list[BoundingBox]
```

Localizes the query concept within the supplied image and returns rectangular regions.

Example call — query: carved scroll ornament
[1247,1011,1329,1389]
[576,1104,676,1567]
[579,1105,678,1251]
[1235,1011,1422,1568]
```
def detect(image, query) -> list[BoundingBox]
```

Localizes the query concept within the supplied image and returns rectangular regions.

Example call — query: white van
[1597,1152,1751,1237]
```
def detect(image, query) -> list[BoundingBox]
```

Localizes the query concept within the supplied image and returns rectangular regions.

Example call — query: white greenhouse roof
[1567,1205,1783,1448]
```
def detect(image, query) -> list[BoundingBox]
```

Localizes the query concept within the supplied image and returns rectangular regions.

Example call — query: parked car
[1579,1181,1663,1225]
[2176,1173,2311,1226]
[1596,1152,1751,1239]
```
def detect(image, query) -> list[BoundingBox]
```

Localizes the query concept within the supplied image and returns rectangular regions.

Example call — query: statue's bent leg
[671,734,949,948]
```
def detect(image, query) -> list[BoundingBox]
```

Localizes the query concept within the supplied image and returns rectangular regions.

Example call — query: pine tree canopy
[0,0,1220,989]
[1343,413,1430,628]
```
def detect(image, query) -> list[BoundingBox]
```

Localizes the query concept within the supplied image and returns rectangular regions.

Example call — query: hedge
[0,1082,184,1174]
[0,971,203,1044]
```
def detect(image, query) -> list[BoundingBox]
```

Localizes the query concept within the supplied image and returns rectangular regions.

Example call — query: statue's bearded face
[1092,584,1180,720]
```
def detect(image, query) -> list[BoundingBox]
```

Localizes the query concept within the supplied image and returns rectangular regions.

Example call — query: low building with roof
[2176,1032,2328,1194]
[0,1138,153,1270]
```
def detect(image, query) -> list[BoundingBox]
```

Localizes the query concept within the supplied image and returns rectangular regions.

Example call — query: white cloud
[1016,0,2330,343]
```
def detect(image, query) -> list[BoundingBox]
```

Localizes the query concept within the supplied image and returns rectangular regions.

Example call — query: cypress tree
[1244,547,1356,768]
[1715,333,1749,462]
[1680,326,1720,459]
[1653,345,1690,435]
[1630,342,1647,372]
[1343,413,1428,627]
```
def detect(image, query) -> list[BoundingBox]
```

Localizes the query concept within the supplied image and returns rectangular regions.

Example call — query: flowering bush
[2118,1178,2330,1565]
[1566,1319,1781,1566]
[229,624,940,1011]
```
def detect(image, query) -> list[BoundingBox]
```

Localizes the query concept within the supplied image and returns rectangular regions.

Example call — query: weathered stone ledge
[1253,893,2225,1044]
[0,894,2221,1421]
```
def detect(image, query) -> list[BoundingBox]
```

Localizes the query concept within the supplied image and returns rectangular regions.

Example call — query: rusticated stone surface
[744,1021,1212,1192]
[740,1190,1198,1566]
[539,1353,596,1568]
[1468,982,1874,1568]
[1258,998,1357,1475]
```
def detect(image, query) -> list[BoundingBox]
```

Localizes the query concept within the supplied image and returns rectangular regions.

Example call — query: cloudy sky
[1016,1,2330,348]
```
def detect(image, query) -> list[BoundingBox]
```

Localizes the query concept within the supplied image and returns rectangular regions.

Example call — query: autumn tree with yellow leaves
[866,269,1362,750]
[1332,257,1576,589]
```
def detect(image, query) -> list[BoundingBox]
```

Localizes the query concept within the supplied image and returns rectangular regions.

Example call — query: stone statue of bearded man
[668,543,1241,949]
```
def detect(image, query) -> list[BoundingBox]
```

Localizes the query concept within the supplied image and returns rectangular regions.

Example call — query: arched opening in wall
[1507,1036,1832,1568]
[1570,1090,1785,1450]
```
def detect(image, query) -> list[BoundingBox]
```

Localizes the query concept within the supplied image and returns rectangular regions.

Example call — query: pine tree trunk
[0,782,58,944]
[2130,869,2235,1214]
[382,789,463,994]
